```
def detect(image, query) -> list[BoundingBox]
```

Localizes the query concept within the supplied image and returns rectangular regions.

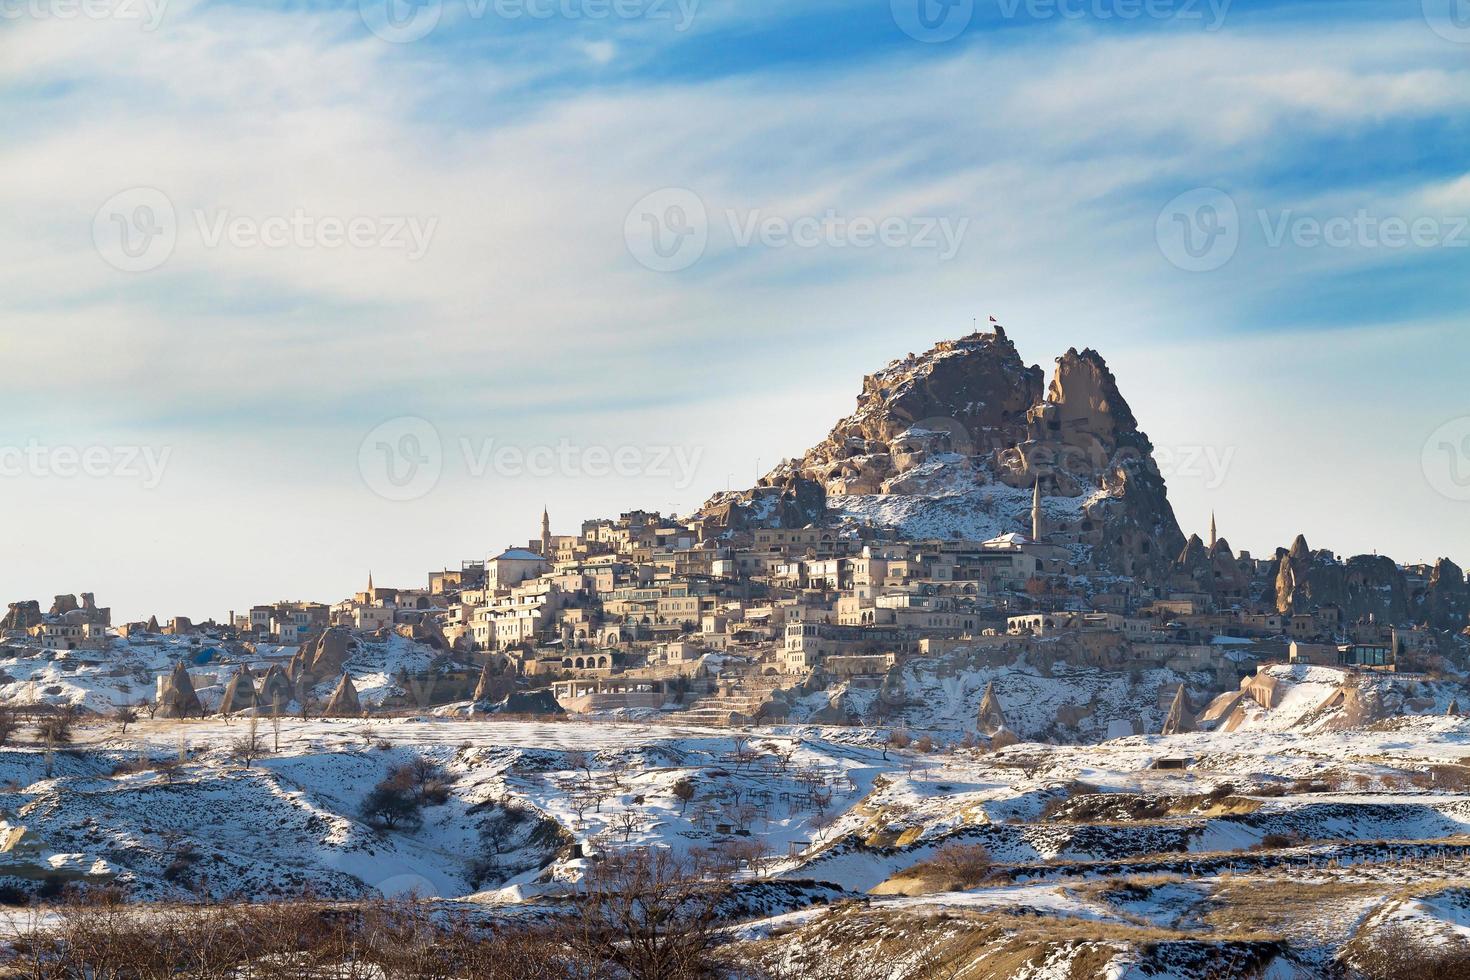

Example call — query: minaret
[1209,512,1217,550]
[366,570,373,601]
[1030,477,1043,542]
[540,506,552,559]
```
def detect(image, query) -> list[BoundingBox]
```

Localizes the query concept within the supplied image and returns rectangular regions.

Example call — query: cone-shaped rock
[322,672,362,717]
[977,682,1007,735]
[1448,697,1460,717]
[146,615,161,633]
[218,668,258,714]
[473,658,498,702]
[1161,685,1195,735]
[157,662,203,718]
[258,664,292,709]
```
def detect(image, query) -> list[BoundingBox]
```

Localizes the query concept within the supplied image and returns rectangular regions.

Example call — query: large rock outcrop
[0,601,42,631]
[699,328,1185,581]
[1419,558,1470,633]
[1274,535,1410,623]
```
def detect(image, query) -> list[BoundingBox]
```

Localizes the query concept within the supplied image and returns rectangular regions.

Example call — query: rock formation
[257,665,292,709]
[48,595,78,616]
[977,682,1007,734]
[322,673,362,717]
[473,657,515,703]
[1160,685,1195,735]
[156,662,203,718]
[0,601,42,631]
[1419,558,1470,633]
[304,628,353,677]
[218,669,257,714]
[1274,534,1410,623]
[699,328,1185,582]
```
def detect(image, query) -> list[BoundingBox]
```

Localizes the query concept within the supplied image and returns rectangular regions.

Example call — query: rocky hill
[701,326,1186,582]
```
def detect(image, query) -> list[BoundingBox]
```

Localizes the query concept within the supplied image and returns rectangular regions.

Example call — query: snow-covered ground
[0,701,1468,975]
[0,632,440,714]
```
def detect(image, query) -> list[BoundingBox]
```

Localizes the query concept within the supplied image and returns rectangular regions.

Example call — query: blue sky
[2,0,1469,621]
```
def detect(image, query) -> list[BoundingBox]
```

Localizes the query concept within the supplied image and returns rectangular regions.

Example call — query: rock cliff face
[0,601,42,631]
[701,327,1185,582]
[1419,558,1470,633]
[1266,536,1470,634]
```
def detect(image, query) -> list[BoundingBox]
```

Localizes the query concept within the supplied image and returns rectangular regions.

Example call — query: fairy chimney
[1160,685,1195,735]
[977,682,1007,735]
[322,672,363,717]
[156,662,203,718]
[218,668,258,714]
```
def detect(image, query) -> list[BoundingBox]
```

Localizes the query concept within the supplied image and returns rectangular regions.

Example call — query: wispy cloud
[1,0,1467,617]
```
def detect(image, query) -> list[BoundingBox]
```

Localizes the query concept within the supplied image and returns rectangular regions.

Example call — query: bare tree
[671,776,697,815]
[572,848,730,980]
[228,715,267,769]
[270,697,284,753]
[611,811,641,843]
[35,705,77,745]
[112,705,138,735]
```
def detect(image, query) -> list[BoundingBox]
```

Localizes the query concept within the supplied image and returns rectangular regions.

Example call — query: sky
[2,0,1469,623]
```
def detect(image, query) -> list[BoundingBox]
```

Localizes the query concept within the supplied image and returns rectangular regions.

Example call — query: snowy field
[0,710,1458,973]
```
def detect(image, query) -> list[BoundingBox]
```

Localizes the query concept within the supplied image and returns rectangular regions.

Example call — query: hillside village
[4,328,1465,739]
[2,329,1470,976]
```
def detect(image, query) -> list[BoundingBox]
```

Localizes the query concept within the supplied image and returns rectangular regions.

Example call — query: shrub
[908,843,992,888]
[361,779,423,830]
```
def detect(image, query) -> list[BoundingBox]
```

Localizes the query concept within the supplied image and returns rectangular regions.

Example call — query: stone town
[4,329,1468,735]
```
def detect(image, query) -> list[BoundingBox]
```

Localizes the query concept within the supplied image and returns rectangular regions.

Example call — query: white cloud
[2,9,1466,615]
